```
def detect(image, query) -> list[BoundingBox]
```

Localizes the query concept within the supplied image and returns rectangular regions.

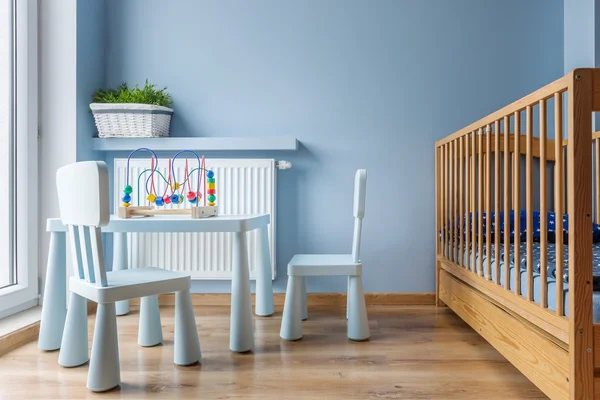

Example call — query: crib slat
[440,144,448,257]
[525,105,533,301]
[478,129,484,277]
[440,144,447,256]
[446,143,451,259]
[450,141,455,262]
[454,140,459,262]
[485,125,492,280]
[436,146,440,256]
[450,140,458,262]
[594,139,600,223]
[514,111,521,297]
[471,131,477,272]
[503,116,511,290]
[539,99,548,308]
[465,135,471,270]
[494,120,501,285]
[554,93,564,316]
[459,136,464,266]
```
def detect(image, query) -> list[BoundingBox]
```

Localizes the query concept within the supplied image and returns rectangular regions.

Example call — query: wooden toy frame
[117,205,218,219]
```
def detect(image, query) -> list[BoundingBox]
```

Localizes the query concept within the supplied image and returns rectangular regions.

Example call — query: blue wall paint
[596,0,600,67]
[564,0,595,72]
[76,0,105,162]
[563,0,599,129]
[103,0,564,293]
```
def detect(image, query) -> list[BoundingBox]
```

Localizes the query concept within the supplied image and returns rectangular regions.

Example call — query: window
[0,0,38,319]
[0,0,12,290]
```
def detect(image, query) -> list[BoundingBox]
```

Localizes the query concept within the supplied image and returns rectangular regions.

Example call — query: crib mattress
[453,243,600,322]
[462,242,600,288]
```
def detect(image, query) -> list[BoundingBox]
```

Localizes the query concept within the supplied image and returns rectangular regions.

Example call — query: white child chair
[56,161,201,392]
[280,169,369,341]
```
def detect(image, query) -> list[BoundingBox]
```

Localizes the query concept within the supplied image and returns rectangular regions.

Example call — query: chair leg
[58,292,89,367]
[347,276,370,341]
[346,276,350,320]
[300,277,308,321]
[113,232,130,316]
[38,231,67,351]
[138,295,163,347]
[87,303,120,392]
[280,276,303,340]
[174,289,201,366]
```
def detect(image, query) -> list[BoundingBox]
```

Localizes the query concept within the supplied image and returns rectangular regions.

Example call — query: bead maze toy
[118,148,218,219]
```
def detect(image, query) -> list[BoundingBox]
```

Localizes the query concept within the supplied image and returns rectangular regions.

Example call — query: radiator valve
[276,160,292,170]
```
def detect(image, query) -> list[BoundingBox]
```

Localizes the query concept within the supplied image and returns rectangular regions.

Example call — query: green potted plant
[90,80,174,138]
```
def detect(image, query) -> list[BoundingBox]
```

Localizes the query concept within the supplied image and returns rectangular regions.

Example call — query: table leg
[255,225,274,317]
[230,231,254,352]
[38,231,67,351]
[113,232,130,316]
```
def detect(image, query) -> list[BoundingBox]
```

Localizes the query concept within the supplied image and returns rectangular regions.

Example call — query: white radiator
[114,158,279,280]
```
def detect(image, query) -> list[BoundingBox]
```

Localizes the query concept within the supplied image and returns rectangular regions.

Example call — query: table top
[47,214,270,233]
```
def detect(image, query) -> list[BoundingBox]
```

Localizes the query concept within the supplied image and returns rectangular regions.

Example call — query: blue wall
[101,0,564,293]
[77,0,104,163]
[563,0,599,128]
[564,0,595,72]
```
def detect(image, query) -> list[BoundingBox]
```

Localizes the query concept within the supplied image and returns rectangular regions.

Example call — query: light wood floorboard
[0,305,548,399]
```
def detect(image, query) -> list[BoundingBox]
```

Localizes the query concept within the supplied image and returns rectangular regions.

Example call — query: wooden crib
[435,68,600,400]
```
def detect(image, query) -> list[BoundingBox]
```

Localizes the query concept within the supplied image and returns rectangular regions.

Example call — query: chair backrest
[56,161,110,287]
[352,169,367,263]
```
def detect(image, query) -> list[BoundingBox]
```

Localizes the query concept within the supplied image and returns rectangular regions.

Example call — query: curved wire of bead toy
[122,148,159,208]
[134,166,213,206]
[171,150,203,206]
[124,148,216,209]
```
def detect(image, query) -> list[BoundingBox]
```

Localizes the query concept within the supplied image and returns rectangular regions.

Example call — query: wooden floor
[0,304,548,399]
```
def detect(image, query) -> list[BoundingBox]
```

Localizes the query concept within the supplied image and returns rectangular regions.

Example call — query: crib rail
[435,69,598,399]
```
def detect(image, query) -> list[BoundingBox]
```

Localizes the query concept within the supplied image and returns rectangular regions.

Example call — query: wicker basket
[90,103,173,138]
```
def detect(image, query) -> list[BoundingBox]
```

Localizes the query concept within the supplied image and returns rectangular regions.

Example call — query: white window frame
[0,0,38,319]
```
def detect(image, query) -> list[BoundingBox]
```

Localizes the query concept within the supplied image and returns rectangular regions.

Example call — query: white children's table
[38,214,274,353]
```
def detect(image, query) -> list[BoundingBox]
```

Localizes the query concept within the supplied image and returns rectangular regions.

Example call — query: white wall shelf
[91,136,299,151]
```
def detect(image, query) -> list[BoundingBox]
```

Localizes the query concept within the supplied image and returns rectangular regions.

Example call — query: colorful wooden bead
[147,193,157,203]
[208,202,215,206]
[177,194,184,204]
[124,185,133,195]
[122,194,131,203]
[207,194,216,202]
[207,177,215,183]
[163,195,172,204]
[155,197,164,206]
[207,170,214,179]
[187,191,196,201]
[189,197,197,204]
[207,182,215,190]
[171,182,180,190]
[170,193,179,204]
[207,189,216,195]
[122,202,130,208]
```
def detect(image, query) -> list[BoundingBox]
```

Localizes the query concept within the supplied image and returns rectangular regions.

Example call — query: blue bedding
[453,210,600,243]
